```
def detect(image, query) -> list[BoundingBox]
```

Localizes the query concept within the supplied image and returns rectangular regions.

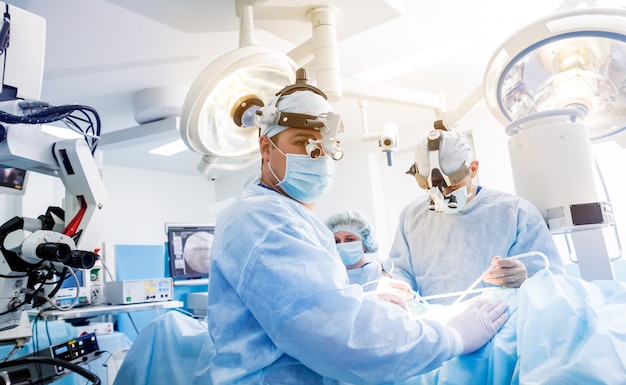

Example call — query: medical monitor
[166,224,214,280]
[0,167,27,195]
[53,268,91,308]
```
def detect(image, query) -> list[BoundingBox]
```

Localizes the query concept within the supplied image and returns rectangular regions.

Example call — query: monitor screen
[166,225,214,280]
[0,167,27,195]
[60,269,85,289]
[54,268,91,308]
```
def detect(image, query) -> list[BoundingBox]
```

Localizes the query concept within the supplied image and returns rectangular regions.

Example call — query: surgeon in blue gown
[324,210,383,287]
[202,70,508,385]
[391,127,565,304]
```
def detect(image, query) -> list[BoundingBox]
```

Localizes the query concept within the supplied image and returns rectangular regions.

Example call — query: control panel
[104,278,173,305]
[3,333,102,383]
[49,333,100,375]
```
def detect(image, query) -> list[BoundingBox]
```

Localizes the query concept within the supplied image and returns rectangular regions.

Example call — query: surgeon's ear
[469,160,479,178]
[259,135,272,163]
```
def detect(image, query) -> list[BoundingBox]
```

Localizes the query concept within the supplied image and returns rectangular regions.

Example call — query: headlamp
[406,128,469,212]
[317,111,344,160]
[256,68,344,161]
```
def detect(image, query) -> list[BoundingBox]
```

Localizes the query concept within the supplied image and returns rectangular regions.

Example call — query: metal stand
[570,228,615,281]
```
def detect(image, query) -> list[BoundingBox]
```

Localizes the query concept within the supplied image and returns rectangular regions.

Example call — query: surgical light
[482,7,625,281]
[180,45,297,161]
[484,7,626,142]
[179,2,299,175]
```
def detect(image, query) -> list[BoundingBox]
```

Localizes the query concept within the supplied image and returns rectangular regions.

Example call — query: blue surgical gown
[347,259,383,289]
[205,184,460,385]
[389,187,565,304]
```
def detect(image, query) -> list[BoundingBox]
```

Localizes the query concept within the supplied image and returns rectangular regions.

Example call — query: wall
[99,165,216,245]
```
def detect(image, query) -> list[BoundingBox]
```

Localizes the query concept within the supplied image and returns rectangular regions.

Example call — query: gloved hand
[366,277,414,312]
[482,256,527,288]
[376,277,414,299]
[372,290,409,311]
[446,298,508,354]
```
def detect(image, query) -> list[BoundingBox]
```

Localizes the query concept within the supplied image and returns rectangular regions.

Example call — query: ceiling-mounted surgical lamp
[484,7,626,143]
[180,3,298,176]
[482,7,626,281]
[180,1,345,177]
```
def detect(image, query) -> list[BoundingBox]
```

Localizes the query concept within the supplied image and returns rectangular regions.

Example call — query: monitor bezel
[166,224,215,280]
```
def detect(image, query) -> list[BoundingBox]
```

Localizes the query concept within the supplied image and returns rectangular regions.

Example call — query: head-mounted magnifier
[256,68,344,160]
[406,125,469,212]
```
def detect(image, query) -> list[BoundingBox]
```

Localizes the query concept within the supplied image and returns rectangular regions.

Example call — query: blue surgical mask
[336,241,363,266]
[268,141,336,203]
[443,183,472,214]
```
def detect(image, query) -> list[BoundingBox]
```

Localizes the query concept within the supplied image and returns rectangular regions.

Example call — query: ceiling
[3,0,603,178]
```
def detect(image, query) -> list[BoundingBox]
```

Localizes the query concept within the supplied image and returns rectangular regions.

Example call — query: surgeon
[391,125,565,305]
[325,209,414,312]
[324,209,382,286]
[205,69,508,385]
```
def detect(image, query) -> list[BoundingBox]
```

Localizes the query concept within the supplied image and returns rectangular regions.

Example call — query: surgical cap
[415,130,470,177]
[259,90,333,138]
[324,210,379,253]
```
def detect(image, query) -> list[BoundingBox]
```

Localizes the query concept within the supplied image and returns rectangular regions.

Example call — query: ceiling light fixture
[149,139,188,157]
[482,7,626,281]
[180,3,298,176]
[484,7,626,143]
[180,1,347,177]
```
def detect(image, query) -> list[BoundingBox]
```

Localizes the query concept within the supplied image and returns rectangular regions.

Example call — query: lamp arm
[238,4,258,48]
[438,84,484,130]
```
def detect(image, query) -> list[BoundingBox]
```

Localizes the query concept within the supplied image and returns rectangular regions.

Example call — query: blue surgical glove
[445,298,508,355]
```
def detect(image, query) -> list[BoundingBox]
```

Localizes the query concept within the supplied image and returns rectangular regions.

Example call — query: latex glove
[365,277,414,312]
[372,290,409,311]
[446,298,508,354]
[482,256,527,288]
[376,277,414,299]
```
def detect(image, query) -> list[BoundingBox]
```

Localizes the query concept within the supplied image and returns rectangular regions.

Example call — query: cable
[0,102,102,154]
[21,269,80,311]
[0,4,10,89]
[99,258,115,282]
[0,356,101,384]
[125,313,140,335]
[0,338,25,363]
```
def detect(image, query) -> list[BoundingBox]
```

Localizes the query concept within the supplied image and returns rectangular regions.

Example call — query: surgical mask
[442,183,472,214]
[336,241,363,266]
[268,141,336,203]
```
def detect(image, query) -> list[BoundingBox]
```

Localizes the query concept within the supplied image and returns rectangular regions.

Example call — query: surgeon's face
[442,176,469,197]
[333,231,362,245]
[262,127,324,182]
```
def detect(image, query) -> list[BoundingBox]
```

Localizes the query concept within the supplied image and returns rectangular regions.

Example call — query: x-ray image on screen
[167,225,214,280]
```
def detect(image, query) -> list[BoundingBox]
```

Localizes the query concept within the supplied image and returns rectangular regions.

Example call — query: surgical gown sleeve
[387,205,421,292]
[207,185,459,385]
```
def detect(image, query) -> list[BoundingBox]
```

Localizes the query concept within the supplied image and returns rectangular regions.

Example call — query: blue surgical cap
[415,130,471,177]
[259,90,333,138]
[324,210,378,253]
